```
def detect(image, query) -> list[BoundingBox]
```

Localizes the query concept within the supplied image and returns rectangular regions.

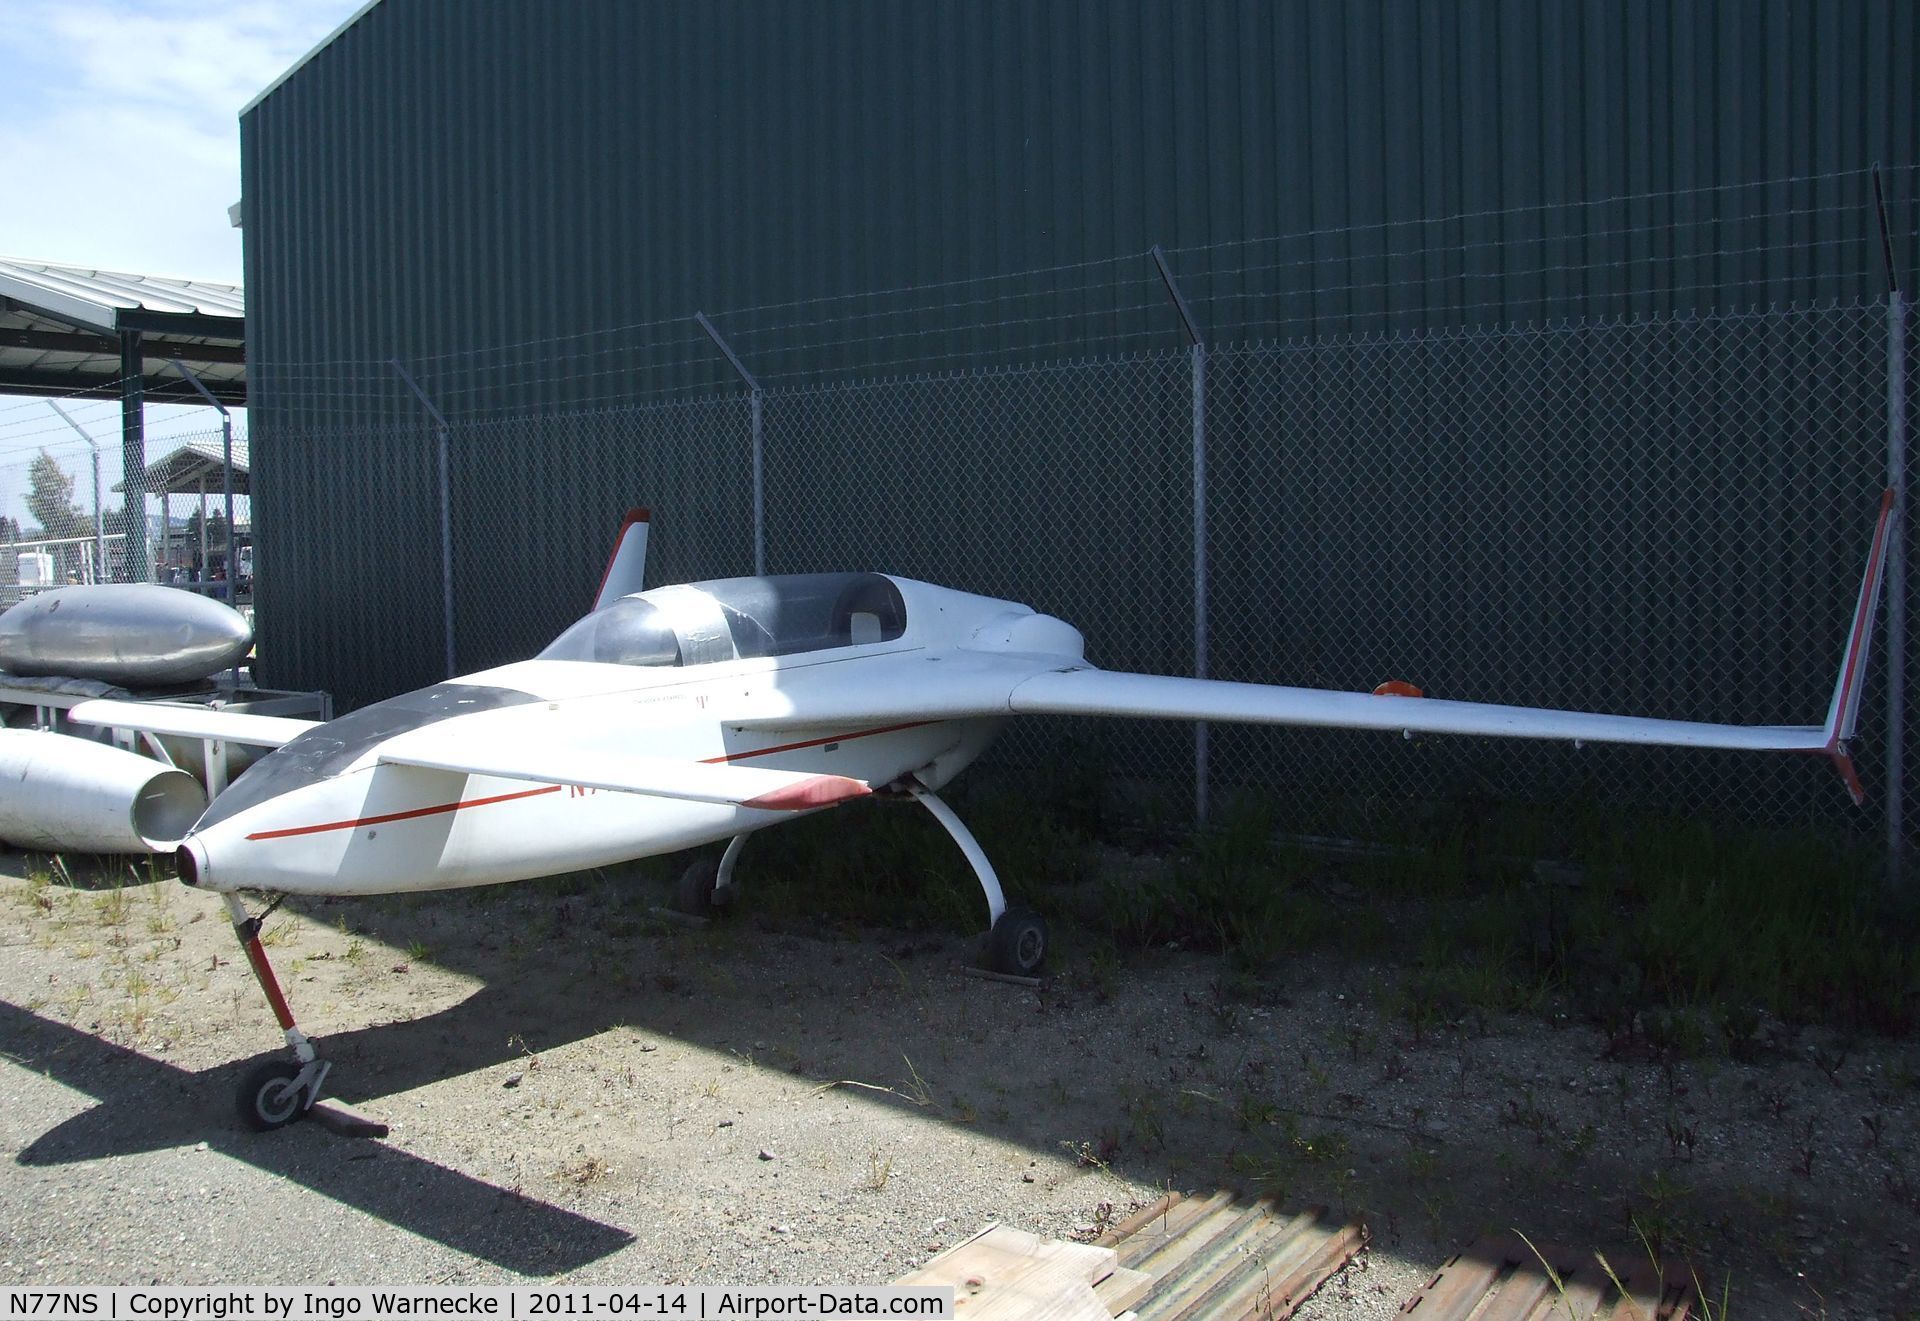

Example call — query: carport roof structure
[1,257,246,578]
[0,256,245,406]
[114,438,252,498]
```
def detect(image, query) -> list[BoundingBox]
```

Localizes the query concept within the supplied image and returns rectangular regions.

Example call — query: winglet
[592,508,651,612]
[1820,488,1897,804]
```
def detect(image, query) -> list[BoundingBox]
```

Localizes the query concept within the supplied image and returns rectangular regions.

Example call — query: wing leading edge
[740,490,1893,803]
[1002,488,1894,801]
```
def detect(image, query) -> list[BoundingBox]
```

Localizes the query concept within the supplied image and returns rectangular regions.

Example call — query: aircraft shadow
[1,1000,634,1275]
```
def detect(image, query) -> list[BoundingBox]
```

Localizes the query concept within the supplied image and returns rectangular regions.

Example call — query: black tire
[237,1059,307,1131]
[675,858,720,917]
[988,910,1048,977]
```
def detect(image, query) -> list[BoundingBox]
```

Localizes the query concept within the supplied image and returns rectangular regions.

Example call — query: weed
[1061,1135,1119,1170]
[1862,1112,1884,1150]
[1793,1115,1818,1179]
[557,1154,609,1185]
[406,939,432,962]
[1235,1092,1278,1132]
[1405,1147,1440,1183]
[1624,1170,1692,1262]
[897,1056,934,1108]
[1663,1113,1699,1162]
[1126,1091,1166,1152]
[861,1149,894,1192]
[94,886,132,926]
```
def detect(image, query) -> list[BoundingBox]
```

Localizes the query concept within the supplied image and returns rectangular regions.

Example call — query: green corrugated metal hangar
[237,0,1917,836]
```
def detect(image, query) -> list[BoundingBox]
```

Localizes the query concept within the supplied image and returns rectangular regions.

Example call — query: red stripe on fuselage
[245,784,564,840]
[244,721,935,840]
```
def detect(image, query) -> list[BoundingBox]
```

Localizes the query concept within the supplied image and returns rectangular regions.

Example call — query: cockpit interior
[538,573,909,668]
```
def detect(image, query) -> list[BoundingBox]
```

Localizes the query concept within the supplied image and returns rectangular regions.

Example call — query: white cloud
[0,1,363,527]
[0,0,368,282]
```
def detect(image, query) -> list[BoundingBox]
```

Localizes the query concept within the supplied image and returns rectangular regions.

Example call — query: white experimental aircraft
[67,498,1894,1129]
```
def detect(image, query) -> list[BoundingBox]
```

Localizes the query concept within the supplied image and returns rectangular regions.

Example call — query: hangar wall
[239,0,1919,835]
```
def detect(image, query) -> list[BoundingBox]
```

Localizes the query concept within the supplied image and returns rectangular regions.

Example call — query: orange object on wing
[1371,680,1425,698]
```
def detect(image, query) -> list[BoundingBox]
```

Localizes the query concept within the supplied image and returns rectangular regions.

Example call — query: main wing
[742,489,1895,803]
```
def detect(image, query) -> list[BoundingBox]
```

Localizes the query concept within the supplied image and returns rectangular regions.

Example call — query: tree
[26,451,83,540]
[0,514,19,544]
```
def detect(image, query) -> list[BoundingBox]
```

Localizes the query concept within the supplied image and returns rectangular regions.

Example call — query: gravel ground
[1,848,1916,1317]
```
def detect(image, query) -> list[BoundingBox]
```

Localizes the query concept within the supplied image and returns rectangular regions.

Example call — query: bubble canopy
[539,573,909,668]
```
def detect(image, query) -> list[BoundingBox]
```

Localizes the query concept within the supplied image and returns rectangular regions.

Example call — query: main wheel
[237,1059,307,1131]
[988,910,1048,977]
[675,858,721,917]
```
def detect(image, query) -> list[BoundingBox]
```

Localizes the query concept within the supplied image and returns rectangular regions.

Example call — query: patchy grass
[715,765,1916,1038]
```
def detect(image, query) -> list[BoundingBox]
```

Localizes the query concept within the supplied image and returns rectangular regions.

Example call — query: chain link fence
[229,168,1919,853]
[748,302,1902,839]
[0,420,252,608]
[247,298,1909,846]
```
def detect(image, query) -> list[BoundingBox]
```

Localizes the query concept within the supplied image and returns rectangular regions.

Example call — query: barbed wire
[1161,163,1920,259]
[0,374,147,416]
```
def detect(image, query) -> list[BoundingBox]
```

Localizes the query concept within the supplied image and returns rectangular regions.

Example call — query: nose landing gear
[223,891,331,1130]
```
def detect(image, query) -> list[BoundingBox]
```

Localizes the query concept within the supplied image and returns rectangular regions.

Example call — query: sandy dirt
[1,846,1916,1318]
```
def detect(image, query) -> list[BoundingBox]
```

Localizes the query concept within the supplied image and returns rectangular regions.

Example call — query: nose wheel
[223,891,330,1130]
[237,1057,329,1131]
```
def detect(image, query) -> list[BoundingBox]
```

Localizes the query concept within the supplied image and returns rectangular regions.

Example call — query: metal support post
[172,362,238,623]
[391,361,457,679]
[696,312,765,575]
[119,331,148,581]
[45,403,105,583]
[1888,291,1908,886]
[1151,246,1210,823]
[1874,165,1908,886]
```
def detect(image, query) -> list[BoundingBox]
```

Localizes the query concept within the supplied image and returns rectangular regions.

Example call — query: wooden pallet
[896,1223,1151,1319]
[1400,1236,1701,1321]
[1098,1192,1367,1321]
[892,1193,1366,1320]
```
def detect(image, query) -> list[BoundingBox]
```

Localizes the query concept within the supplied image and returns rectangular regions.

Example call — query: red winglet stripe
[1828,745,1867,807]
[742,775,872,811]
[246,784,564,841]
[1828,487,1897,748]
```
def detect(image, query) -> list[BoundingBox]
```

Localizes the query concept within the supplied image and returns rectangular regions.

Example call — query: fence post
[696,312,765,576]
[119,331,149,582]
[1151,246,1210,824]
[1874,166,1908,886]
[391,361,457,679]
[1888,290,1908,886]
[171,363,239,640]
[45,403,106,583]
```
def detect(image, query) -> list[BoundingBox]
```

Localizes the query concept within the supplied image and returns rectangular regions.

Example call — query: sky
[1,0,368,281]
[0,0,368,535]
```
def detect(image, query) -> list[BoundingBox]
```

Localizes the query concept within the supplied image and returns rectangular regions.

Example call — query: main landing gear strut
[675,784,1049,977]
[224,891,331,1130]
[906,783,1048,978]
